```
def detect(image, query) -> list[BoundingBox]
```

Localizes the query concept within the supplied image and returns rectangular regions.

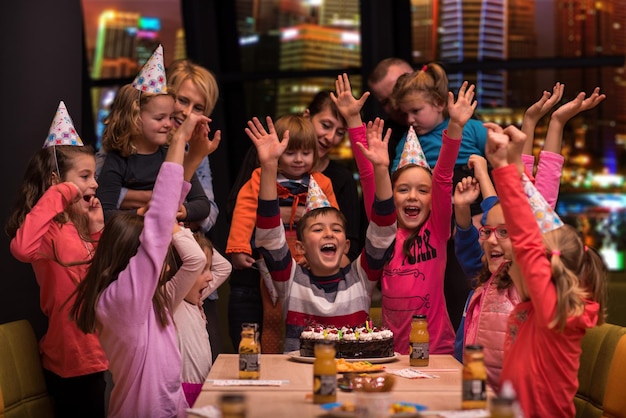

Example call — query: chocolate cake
[299,324,394,358]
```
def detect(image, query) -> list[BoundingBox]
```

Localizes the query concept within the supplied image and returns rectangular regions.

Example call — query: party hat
[304,176,332,213]
[43,101,83,148]
[132,44,167,93]
[521,173,564,233]
[396,126,430,171]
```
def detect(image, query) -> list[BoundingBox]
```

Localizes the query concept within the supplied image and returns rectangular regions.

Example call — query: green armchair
[575,323,626,418]
[0,320,54,418]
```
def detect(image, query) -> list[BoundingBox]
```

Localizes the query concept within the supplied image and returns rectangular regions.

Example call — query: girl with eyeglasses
[452,158,520,392]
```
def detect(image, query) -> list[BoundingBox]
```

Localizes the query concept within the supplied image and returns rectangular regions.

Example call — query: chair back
[602,333,626,418]
[0,320,54,418]
[575,323,626,418]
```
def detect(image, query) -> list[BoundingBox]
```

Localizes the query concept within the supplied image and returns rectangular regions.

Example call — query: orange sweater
[227,168,338,255]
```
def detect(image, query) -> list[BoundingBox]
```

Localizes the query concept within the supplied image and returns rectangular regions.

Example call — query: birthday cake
[299,324,394,358]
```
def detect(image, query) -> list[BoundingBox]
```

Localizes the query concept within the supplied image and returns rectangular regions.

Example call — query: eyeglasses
[478,225,509,240]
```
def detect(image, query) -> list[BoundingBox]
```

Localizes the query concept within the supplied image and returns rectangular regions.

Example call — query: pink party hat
[132,44,167,93]
[521,173,564,233]
[396,126,430,170]
[305,176,332,213]
[42,101,83,148]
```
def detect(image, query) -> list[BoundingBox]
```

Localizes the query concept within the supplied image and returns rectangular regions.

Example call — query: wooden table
[192,354,466,416]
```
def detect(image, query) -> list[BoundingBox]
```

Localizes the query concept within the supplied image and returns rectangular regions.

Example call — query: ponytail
[580,245,608,325]
[543,225,607,330]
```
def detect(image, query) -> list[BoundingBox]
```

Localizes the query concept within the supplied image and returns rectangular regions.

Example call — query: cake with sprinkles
[299,323,394,358]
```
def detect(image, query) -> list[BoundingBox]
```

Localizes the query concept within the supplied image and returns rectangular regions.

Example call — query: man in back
[367,57,414,163]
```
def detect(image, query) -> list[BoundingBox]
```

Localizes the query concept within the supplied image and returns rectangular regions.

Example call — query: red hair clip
[421,65,428,72]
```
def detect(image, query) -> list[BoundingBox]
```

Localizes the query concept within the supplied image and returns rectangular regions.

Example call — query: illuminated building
[174,28,187,62]
[277,23,360,116]
[91,10,162,79]
[410,0,439,62]
[93,11,136,79]
[412,1,537,108]
[506,0,538,108]
[317,0,360,28]
[439,0,508,107]
[555,0,626,173]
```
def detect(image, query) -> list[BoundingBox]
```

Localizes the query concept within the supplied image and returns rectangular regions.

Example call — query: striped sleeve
[255,198,294,288]
[361,196,396,276]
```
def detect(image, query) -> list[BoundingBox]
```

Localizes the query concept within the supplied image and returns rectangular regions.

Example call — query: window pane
[236,0,361,73]
[82,0,185,79]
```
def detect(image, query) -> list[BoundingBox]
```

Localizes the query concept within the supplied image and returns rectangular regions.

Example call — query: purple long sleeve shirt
[96,162,198,418]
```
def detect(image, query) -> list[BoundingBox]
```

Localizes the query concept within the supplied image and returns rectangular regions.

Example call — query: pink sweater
[97,162,203,418]
[495,164,598,418]
[349,125,460,355]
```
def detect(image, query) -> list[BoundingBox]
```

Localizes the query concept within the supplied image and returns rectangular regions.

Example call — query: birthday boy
[247,116,397,352]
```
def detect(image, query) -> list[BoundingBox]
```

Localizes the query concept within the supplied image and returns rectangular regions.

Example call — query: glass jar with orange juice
[313,340,337,404]
[409,314,429,366]
[462,344,487,409]
[238,323,260,380]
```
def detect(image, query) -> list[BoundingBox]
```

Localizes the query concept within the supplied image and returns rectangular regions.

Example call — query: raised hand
[551,87,606,125]
[468,155,488,181]
[331,73,370,127]
[245,116,289,166]
[169,111,211,166]
[503,125,527,174]
[183,116,219,181]
[357,117,391,168]
[188,122,221,159]
[468,154,496,199]
[358,118,393,201]
[176,112,211,143]
[521,82,565,156]
[524,82,564,124]
[447,81,477,138]
[486,129,510,169]
[483,122,504,135]
[454,176,480,207]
